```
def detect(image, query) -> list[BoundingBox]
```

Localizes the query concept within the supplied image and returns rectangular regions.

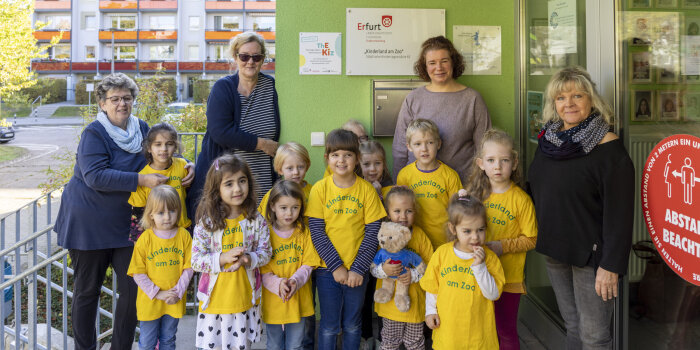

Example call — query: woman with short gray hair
[55,73,192,350]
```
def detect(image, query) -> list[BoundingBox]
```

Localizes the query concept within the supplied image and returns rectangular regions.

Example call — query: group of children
[125,118,538,350]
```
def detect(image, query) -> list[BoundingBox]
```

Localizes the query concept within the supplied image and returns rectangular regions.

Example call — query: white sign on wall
[346,8,445,76]
[299,32,342,75]
[548,0,577,54]
[453,25,502,75]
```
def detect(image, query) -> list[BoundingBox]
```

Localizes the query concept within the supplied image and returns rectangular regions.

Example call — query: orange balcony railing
[139,30,177,40]
[245,1,275,10]
[99,1,137,11]
[140,0,177,11]
[34,0,71,11]
[205,0,243,11]
[205,61,231,71]
[140,61,178,71]
[32,61,70,72]
[33,31,70,42]
[205,30,274,41]
[99,30,138,41]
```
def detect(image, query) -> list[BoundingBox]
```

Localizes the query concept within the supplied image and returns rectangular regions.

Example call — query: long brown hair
[265,180,306,231]
[465,129,521,200]
[195,154,258,231]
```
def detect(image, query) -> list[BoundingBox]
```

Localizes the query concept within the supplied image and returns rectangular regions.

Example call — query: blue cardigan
[55,119,149,250]
[186,73,280,221]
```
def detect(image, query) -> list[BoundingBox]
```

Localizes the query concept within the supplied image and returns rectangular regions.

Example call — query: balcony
[245,1,275,11]
[205,0,243,11]
[34,0,71,11]
[99,30,137,41]
[33,30,70,42]
[205,61,231,72]
[31,61,70,72]
[99,1,137,12]
[205,30,274,42]
[140,0,177,11]
[139,30,177,41]
[140,61,177,71]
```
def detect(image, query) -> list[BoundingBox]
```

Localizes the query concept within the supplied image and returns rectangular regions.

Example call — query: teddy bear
[371,222,426,312]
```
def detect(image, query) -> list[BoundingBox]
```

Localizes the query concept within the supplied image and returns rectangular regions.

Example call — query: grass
[0,146,26,163]
[51,106,82,118]
[0,104,31,119]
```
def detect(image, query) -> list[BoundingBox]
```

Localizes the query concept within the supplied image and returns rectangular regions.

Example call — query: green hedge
[20,78,66,103]
[193,79,213,104]
[74,77,177,105]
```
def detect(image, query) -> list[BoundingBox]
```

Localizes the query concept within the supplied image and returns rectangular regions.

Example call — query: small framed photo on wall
[685,75,700,83]
[632,90,654,121]
[657,0,678,7]
[686,17,700,35]
[659,91,681,120]
[631,0,652,7]
[684,92,700,121]
[683,0,700,9]
[630,52,652,83]
[658,66,680,83]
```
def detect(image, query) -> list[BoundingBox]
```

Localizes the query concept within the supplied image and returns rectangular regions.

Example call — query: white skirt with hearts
[195,304,263,349]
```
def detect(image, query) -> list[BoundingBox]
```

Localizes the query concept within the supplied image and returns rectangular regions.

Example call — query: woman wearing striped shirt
[188,32,280,219]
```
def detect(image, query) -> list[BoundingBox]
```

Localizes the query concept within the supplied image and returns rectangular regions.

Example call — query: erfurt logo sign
[357,15,392,30]
[382,15,393,27]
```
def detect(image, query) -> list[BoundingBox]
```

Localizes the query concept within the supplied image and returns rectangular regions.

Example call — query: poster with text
[548,0,577,55]
[683,35,700,76]
[453,25,501,75]
[299,32,342,75]
[642,134,700,286]
[346,8,445,75]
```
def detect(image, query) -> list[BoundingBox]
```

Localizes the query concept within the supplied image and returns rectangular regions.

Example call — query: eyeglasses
[237,53,264,63]
[107,96,134,105]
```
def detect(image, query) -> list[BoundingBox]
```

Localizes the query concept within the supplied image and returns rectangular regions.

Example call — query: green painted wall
[276,0,517,182]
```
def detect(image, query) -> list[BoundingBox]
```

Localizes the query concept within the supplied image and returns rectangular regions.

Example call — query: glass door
[617,1,700,349]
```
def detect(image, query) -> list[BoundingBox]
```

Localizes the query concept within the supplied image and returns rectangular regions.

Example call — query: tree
[0,0,59,114]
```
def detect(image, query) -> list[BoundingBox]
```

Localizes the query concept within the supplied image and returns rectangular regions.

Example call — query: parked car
[0,120,15,144]
[162,102,202,123]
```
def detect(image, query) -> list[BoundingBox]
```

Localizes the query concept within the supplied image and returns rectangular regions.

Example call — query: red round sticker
[642,134,700,286]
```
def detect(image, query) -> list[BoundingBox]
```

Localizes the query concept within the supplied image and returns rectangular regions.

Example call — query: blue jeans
[266,320,306,350]
[138,314,179,350]
[545,257,614,350]
[316,269,368,350]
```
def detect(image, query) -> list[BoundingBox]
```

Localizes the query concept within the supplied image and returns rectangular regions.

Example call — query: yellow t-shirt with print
[199,215,253,314]
[380,185,394,201]
[323,165,332,178]
[396,161,462,250]
[260,225,321,324]
[420,242,505,350]
[305,175,387,269]
[374,225,433,324]
[484,183,537,294]
[128,157,191,228]
[127,227,192,321]
[257,181,313,218]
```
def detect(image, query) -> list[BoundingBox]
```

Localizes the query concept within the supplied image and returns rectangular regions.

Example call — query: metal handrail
[0,250,67,291]
[0,226,53,259]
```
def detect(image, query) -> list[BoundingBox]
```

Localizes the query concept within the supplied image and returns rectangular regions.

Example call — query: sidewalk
[7,101,85,127]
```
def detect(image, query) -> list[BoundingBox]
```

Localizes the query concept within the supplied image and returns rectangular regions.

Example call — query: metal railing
[30,97,42,120]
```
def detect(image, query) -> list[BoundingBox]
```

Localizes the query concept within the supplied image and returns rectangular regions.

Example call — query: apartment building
[31,0,276,101]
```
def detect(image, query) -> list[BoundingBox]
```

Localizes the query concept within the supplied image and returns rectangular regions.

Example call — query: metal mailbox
[372,79,428,137]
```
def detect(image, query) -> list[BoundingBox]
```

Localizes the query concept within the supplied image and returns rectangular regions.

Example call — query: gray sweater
[392,86,491,185]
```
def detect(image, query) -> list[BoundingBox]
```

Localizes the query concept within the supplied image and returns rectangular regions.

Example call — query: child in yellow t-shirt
[129,123,190,240]
[464,129,537,348]
[420,193,505,350]
[359,140,394,200]
[190,154,272,350]
[370,187,433,350]
[397,119,463,249]
[324,119,370,178]
[260,180,321,349]
[258,142,313,217]
[127,185,193,350]
[306,129,387,349]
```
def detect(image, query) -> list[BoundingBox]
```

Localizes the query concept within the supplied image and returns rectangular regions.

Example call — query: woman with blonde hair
[528,66,634,349]
[188,32,280,219]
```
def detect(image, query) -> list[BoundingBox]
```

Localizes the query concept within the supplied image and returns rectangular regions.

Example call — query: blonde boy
[396,119,462,249]
[258,142,312,216]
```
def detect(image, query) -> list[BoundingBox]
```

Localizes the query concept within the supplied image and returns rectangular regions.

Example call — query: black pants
[70,247,138,350]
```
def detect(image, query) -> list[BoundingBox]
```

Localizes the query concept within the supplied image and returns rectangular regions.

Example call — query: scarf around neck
[538,112,610,160]
[96,111,143,154]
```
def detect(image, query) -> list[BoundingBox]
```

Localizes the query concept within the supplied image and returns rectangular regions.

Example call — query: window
[85,46,96,60]
[84,15,96,30]
[111,15,136,30]
[45,15,71,30]
[53,44,71,60]
[149,16,175,30]
[214,15,240,30]
[111,45,136,60]
[149,45,175,60]
[188,45,199,61]
[213,45,226,61]
[250,15,275,31]
[189,16,201,31]
[265,42,275,62]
